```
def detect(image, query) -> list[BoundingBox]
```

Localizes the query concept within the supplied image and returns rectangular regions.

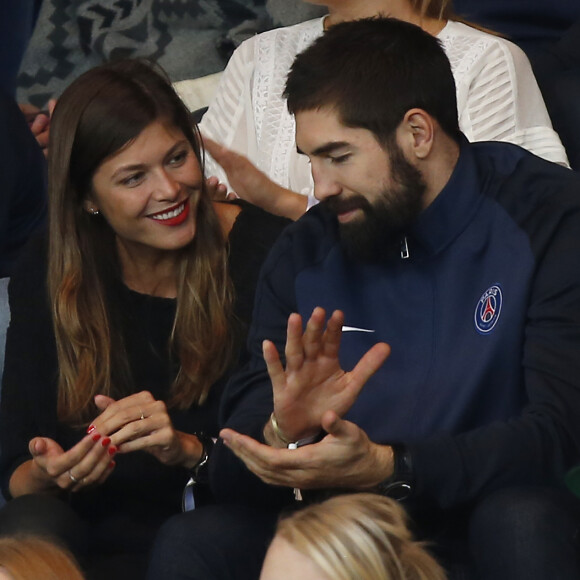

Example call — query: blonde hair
[275,494,447,580]
[0,536,84,580]
[47,59,233,424]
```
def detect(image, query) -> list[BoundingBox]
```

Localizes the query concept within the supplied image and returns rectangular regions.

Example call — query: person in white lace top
[200,0,569,220]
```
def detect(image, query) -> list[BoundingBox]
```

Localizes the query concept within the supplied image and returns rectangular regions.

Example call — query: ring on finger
[139,409,145,420]
[68,470,78,483]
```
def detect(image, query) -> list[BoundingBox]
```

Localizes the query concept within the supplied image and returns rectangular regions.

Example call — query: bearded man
[149,17,580,580]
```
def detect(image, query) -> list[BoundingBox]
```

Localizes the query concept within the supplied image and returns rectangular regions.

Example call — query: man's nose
[312,166,341,201]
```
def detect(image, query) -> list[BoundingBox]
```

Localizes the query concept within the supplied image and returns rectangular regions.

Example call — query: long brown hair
[48,59,233,424]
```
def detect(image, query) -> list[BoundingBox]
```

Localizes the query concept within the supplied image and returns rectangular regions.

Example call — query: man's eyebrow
[296,141,351,157]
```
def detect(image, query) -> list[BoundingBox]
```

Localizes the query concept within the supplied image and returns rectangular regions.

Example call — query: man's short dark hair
[284,17,461,145]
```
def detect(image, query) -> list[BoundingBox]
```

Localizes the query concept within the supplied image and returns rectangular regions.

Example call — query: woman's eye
[121,172,145,187]
[168,150,188,166]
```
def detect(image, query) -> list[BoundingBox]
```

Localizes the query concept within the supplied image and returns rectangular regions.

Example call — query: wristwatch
[189,432,216,485]
[376,443,414,501]
[182,432,216,512]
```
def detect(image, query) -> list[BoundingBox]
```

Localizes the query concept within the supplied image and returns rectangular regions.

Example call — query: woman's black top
[0,201,289,528]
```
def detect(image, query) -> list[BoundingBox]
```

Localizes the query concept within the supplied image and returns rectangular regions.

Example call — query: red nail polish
[87,425,96,434]
[101,437,111,447]
[109,461,115,469]
[92,433,101,442]
[108,445,117,456]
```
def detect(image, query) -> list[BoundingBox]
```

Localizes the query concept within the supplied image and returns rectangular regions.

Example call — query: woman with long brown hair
[0,59,288,579]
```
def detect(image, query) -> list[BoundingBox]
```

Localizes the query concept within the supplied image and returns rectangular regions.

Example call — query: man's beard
[323,144,426,262]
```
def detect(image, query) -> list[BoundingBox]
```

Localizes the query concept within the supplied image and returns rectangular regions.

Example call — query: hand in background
[19,99,57,157]
[203,136,308,220]
[206,175,230,200]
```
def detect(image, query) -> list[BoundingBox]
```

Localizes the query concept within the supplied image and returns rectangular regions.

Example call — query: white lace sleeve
[446,23,569,167]
[198,39,258,190]
[199,19,325,196]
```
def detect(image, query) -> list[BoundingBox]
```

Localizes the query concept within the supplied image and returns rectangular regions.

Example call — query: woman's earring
[90,208,100,216]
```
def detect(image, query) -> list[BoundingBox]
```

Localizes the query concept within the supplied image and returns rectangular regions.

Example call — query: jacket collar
[410,139,483,257]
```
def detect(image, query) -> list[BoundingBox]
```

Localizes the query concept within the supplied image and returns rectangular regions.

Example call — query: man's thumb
[321,410,348,437]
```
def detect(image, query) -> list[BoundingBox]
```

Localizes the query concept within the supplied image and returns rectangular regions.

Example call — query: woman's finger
[33,434,98,484]
[91,391,155,436]
[65,436,117,491]
[107,400,171,449]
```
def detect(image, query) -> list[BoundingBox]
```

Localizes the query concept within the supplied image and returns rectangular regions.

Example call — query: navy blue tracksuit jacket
[212,141,580,510]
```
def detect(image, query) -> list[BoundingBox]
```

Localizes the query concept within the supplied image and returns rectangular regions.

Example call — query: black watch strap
[189,432,215,484]
[182,433,216,512]
[376,443,414,501]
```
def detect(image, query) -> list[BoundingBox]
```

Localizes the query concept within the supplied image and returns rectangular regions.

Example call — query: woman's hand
[202,136,308,220]
[9,433,115,497]
[92,391,203,469]
[206,175,230,200]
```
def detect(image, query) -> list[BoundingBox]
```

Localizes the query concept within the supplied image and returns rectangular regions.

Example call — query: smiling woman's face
[87,119,203,261]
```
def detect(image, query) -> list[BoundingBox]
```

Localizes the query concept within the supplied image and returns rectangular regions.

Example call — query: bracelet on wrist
[270,413,320,504]
[269,412,291,445]
[269,412,320,448]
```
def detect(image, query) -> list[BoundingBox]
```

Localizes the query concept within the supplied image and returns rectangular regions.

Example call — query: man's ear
[399,109,434,160]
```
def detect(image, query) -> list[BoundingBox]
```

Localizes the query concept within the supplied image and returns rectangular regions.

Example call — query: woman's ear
[400,108,435,160]
[82,199,99,215]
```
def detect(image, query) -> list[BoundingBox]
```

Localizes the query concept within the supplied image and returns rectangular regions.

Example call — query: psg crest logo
[474,285,502,334]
